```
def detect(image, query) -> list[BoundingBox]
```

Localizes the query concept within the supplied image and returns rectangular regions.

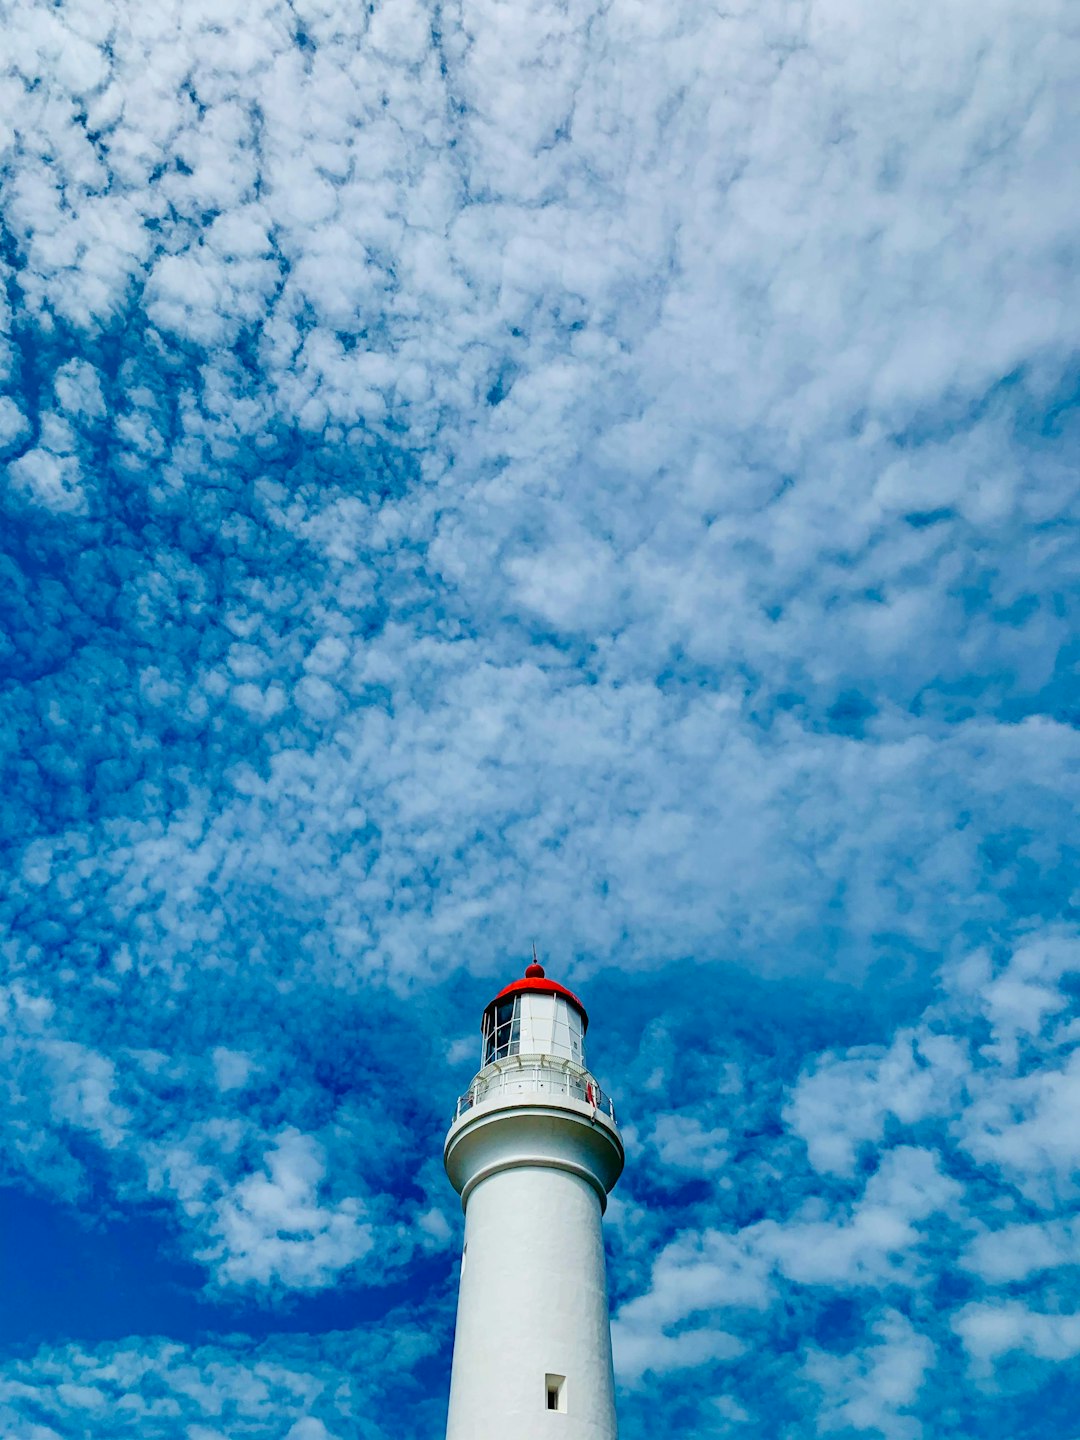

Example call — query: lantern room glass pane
[483,996,521,1064]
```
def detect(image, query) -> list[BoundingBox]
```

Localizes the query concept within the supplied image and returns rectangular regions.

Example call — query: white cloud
[757,1148,961,1290]
[612,1228,772,1384]
[212,1047,256,1092]
[614,1319,746,1388]
[805,1310,934,1440]
[0,396,30,449]
[53,359,106,420]
[961,1218,1080,1284]
[7,447,86,513]
[0,985,130,1196]
[954,1303,1080,1367]
[649,1114,732,1176]
[204,1129,373,1288]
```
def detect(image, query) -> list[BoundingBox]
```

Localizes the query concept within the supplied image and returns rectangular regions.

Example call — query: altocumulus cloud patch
[0,0,1078,1434]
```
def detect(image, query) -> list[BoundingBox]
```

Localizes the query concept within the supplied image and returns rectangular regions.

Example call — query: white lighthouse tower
[444,958,624,1440]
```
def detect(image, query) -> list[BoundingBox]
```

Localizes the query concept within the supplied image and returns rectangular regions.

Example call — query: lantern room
[481,961,587,1069]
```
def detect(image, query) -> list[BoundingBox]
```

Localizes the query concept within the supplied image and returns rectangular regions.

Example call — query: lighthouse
[444,958,625,1440]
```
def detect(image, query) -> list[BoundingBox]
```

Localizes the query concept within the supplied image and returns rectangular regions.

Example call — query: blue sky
[0,0,1078,1434]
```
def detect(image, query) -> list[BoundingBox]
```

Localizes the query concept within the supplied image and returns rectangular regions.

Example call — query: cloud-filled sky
[0,0,1078,1433]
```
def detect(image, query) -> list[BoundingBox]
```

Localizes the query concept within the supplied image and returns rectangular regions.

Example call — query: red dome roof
[482,964,589,1032]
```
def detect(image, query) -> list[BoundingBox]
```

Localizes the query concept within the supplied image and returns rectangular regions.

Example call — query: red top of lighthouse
[482,961,590,1033]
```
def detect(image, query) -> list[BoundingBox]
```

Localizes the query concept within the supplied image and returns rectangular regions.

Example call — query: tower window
[545,1374,566,1412]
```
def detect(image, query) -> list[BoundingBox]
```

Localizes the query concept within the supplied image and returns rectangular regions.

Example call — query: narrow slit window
[545,1374,566,1412]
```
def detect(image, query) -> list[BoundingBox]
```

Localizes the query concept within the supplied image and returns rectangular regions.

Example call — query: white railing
[453,1058,617,1125]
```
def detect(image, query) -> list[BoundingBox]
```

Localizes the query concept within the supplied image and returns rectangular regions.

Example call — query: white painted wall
[446,1166,617,1440]
[516,993,585,1066]
[444,1098,623,1440]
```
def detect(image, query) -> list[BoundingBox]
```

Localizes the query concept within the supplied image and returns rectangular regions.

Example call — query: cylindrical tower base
[446,1165,617,1440]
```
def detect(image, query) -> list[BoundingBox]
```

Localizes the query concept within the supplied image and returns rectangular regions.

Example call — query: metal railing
[453,1059,617,1125]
